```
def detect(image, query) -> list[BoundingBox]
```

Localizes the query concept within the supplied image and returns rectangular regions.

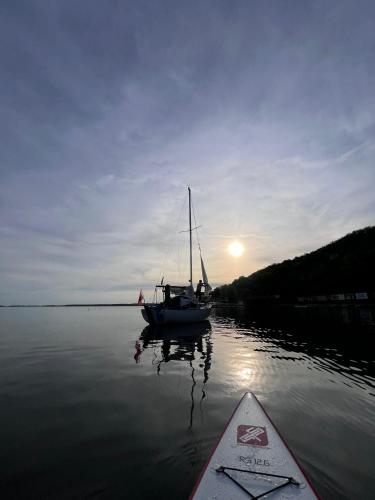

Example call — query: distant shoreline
[1,301,374,308]
[0,304,140,308]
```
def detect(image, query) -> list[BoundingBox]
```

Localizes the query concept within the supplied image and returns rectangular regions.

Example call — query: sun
[228,241,244,257]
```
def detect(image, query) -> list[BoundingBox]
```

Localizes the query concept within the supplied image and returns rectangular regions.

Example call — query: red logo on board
[237,425,268,446]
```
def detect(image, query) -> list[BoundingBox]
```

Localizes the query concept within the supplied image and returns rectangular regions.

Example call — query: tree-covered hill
[213,226,375,302]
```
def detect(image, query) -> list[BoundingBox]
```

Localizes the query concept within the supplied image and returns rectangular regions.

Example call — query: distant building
[293,291,370,304]
[331,294,345,301]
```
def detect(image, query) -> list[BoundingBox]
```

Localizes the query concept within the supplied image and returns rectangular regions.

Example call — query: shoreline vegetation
[212,226,375,305]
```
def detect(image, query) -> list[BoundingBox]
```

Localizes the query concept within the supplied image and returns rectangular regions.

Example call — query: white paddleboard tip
[190,393,321,499]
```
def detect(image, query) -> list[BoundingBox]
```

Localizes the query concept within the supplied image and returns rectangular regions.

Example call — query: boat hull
[142,304,211,325]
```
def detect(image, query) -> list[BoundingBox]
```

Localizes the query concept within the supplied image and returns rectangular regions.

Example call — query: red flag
[137,289,144,305]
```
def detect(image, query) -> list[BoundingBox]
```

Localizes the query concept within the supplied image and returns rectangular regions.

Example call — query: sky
[1,0,374,305]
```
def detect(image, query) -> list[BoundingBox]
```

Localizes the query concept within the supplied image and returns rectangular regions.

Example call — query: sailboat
[141,187,212,325]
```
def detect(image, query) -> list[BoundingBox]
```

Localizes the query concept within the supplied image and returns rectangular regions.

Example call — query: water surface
[0,305,374,499]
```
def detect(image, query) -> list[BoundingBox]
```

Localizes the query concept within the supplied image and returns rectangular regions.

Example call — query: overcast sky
[1,0,374,304]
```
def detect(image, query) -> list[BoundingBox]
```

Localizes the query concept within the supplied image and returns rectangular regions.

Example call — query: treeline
[212,226,375,303]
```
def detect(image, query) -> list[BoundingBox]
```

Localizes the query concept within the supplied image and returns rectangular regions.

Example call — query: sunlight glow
[239,367,253,380]
[228,241,245,257]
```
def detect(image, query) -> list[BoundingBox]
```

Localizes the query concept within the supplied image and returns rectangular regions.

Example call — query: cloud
[0,0,374,304]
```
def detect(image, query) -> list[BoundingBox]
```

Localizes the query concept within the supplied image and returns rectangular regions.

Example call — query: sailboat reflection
[138,321,213,429]
[134,340,142,363]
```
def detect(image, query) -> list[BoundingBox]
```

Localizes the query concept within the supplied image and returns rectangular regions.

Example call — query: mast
[188,187,193,285]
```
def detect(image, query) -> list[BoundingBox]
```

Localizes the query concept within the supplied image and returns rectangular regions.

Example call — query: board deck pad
[190,393,319,499]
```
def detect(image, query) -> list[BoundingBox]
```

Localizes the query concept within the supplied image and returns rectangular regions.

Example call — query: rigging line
[175,194,188,283]
[155,192,187,285]
[191,197,202,255]
[177,233,181,282]
[178,225,202,233]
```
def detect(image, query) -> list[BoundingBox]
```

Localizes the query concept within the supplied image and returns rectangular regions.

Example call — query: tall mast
[188,186,193,285]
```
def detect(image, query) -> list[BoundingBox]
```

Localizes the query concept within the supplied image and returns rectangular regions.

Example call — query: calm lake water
[0,305,374,499]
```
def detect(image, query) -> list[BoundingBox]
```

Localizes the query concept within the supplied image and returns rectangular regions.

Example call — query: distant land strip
[0,304,140,307]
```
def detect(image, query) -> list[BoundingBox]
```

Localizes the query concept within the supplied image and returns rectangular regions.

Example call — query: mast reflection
[138,321,212,429]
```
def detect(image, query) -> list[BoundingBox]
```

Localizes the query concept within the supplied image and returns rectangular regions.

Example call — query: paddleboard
[190,392,320,499]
